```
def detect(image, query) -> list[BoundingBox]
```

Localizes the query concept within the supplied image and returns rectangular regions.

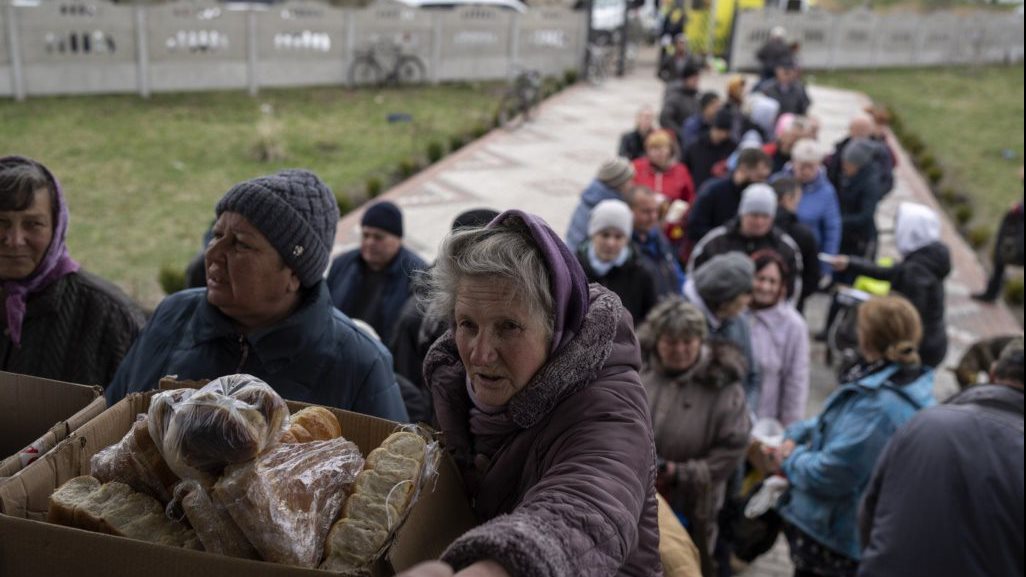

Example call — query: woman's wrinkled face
[591,228,628,262]
[657,334,702,373]
[753,262,784,307]
[0,189,54,281]
[794,160,820,184]
[205,211,301,330]
[454,277,550,407]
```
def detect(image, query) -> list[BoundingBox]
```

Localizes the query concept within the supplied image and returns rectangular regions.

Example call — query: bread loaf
[173,480,259,559]
[213,437,364,567]
[156,375,289,482]
[290,407,342,441]
[48,476,201,550]
[90,417,179,503]
[321,431,427,572]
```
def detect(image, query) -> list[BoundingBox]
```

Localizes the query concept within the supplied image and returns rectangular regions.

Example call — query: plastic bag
[151,375,289,484]
[90,415,180,504]
[166,480,259,559]
[212,436,365,567]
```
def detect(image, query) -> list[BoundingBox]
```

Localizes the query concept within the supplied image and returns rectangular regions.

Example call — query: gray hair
[422,216,554,341]
[637,296,707,354]
[993,337,1024,386]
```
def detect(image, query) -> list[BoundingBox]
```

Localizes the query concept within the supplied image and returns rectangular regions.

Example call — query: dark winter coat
[388,296,443,424]
[105,283,409,421]
[576,245,660,327]
[858,384,1024,577]
[687,217,804,303]
[847,242,951,367]
[618,129,649,161]
[683,134,737,191]
[327,246,428,346]
[825,136,895,196]
[837,162,886,258]
[425,286,662,577]
[660,84,700,140]
[775,209,820,309]
[633,228,685,297]
[1,270,145,387]
[685,175,747,243]
[758,80,811,116]
[644,342,751,561]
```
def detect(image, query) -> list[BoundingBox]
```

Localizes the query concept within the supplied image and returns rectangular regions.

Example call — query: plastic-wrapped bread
[48,476,201,550]
[212,436,364,567]
[281,407,343,444]
[90,417,179,503]
[171,480,259,559]
[321,431,427,572]
[153,375,289,483]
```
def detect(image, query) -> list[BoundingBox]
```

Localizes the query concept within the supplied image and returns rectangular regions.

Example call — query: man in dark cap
[328,200,427,345]
[106,169,408,421]
[683,106,739,190]
[757,59,811,117]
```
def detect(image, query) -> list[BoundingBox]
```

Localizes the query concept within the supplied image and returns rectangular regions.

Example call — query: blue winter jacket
[778,363,935,560]
[633,227,685,296]
[105,283,409,422]
[776,167,842,275]
[327,246,427,345]
[566,180,623,249]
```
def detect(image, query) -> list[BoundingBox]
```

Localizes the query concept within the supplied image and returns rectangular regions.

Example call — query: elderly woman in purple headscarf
[399,211,662,577]
[0,156,144,386]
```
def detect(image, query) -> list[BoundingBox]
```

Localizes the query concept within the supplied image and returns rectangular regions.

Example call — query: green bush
[954,203,973,226]
[336,190,354,215]
[938,186,959,204]
[365,176,383,199]
[449,134,465,151]
[916,151,936,171]
[426,140,445,163]
[925,165,944,185]
[903,134,924,156]
[563,69,578,85]
[471,123,489,139]
[157,264,186,296]
[967,225,992,249]
[1004,276,1025,306]
[397,158,420,179]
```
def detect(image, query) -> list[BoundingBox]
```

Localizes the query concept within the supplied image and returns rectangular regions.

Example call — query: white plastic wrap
[212,436,365,567]
[90,415,180,504]
[167,480,259,559]
[149,375,289,483]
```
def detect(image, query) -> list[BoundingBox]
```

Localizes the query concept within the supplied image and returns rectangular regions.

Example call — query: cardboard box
[0,371,106,479]
[0,391,477,576]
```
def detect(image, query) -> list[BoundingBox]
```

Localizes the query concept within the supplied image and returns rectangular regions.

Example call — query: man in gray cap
[687,183,804,304]
[106,169,409,421]
[683,252,760,404]
[565,158,636,249]
[836,137,886,262]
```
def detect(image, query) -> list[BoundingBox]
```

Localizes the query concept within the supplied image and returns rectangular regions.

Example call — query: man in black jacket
[659,65,701,144]
[683,107,738,190]
[686,147,772,245]
[858,339,1024,577]
[772,177,819,311]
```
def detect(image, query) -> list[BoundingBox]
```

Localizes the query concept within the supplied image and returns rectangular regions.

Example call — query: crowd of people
[1,27,1023,577]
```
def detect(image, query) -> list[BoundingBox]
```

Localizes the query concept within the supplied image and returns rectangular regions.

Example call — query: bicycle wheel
[349,57,382,87]
[395,56,427,86]
[497,93,523,130]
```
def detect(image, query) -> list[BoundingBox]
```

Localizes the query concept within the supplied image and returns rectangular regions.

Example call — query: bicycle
[348,41,427,88]
[497,68,542,130]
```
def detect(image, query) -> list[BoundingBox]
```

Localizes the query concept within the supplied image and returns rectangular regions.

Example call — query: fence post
[135,5,150,98]
[247,9,258,96]
[5,2,25,101]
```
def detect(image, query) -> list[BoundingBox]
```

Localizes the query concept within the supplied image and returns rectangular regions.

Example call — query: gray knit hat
[693,252,754,307]
[216,169,339,287]
[596,158,635,189]
[842,138,876,168]
[738,183,777,217]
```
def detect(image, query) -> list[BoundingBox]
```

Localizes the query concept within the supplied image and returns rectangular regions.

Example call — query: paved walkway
[333,48,1021,575]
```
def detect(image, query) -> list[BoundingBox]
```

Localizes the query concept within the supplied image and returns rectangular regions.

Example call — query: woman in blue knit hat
[105,169,408,422]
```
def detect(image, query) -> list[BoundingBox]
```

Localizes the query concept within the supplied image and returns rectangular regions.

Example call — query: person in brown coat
[638,297,752,576]
[402,210,662,577]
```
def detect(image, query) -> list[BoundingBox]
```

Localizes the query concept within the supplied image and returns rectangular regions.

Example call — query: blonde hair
[858,296,922,366]
[644,129,674,151]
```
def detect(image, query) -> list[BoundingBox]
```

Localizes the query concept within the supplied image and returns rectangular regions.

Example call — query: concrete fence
[731,8,1024,70]
[0,0,587,99]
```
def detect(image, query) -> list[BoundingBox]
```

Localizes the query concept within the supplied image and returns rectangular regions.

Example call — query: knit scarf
[1,157,80,347]
[587,244,629,277]
[466,376,519,459]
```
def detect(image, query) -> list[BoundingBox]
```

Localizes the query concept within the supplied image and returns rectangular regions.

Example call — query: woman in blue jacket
[772,295,935,577]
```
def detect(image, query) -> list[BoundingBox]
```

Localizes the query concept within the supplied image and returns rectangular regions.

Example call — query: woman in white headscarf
[828,202,952,367]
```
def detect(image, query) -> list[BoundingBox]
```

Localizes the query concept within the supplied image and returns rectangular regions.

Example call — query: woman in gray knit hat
[105,169,408,421]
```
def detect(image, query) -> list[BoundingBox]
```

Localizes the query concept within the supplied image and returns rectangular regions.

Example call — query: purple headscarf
[487,210,589,354]
[1,156,80,347]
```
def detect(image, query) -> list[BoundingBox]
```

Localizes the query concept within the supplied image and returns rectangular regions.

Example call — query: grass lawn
[810,65,1024,231]
[1,84,502,307]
